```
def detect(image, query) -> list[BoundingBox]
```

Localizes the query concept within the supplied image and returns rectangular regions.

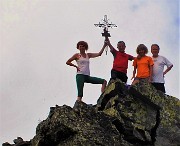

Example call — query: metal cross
[94,15,117,37]
[94,15,117,54]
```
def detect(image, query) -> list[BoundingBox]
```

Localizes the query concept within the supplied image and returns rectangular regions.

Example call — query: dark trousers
[111,69,128,83]
[151,83,166,93]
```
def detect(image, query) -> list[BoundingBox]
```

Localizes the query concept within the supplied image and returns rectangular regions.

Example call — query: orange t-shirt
[133,56,154,78]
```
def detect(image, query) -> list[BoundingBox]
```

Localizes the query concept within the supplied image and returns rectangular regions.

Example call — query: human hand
[131,76,135,80]
[104,41,108,47]
[148,77,152,82]
[76,67,80,72]
[104,37,110,43]
[163,72,166,77]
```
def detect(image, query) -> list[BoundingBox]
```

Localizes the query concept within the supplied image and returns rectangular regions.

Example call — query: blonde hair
[136,44,148,59]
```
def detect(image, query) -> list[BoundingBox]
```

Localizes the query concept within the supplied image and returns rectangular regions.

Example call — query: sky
[0,0,179,144]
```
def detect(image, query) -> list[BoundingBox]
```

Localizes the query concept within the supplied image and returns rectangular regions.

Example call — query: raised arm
[106,37,115,52]
[88,41,107,58]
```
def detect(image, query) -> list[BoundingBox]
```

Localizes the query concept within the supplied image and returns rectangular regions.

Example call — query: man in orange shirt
[131,44,154,85]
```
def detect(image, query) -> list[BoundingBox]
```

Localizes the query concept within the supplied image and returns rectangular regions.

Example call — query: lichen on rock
[3,79,180,146]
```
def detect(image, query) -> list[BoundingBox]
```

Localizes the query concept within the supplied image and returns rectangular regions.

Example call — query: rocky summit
[3,79,180,146]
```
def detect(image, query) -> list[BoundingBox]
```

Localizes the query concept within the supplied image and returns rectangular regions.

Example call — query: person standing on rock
[131,44,154,85]
[106,38,134,83]
[66,40,107,102]
[151,44,173,93]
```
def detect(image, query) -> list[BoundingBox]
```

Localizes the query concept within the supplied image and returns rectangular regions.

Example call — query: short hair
[118,41,126,46]
[151,44,160,50]
[77,41,88,50]
[136,44,148,54]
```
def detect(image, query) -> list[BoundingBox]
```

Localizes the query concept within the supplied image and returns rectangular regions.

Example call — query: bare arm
[66,53,79,71]
[106,37,115,52]
[149,65,153,82]
[131,66,137,80]
[129,55,135,61]
[163,65,173,76]
[88,42,107,58]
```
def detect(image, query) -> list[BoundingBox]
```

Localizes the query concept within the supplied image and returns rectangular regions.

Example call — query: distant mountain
[3,79,180,146]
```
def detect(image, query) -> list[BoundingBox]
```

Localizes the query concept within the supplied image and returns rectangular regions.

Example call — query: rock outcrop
[3,79,180,146]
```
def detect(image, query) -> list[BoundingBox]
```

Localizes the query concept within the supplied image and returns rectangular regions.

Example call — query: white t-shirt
[152,55,173,83]
[76,54,90,76]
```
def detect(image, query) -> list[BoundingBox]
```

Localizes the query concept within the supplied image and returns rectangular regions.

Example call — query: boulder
[3,79,180,146]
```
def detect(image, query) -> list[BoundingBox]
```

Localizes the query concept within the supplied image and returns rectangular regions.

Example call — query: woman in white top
[151,44,173,93]
[66,41,107,102]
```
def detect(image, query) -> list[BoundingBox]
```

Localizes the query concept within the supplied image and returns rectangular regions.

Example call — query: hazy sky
[0,0,179,144]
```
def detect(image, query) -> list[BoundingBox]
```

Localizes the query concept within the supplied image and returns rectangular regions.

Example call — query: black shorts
[111,69,128,83]
[151,83,165,93]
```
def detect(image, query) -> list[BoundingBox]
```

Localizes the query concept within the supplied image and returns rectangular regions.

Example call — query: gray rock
[3,79,180,146]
